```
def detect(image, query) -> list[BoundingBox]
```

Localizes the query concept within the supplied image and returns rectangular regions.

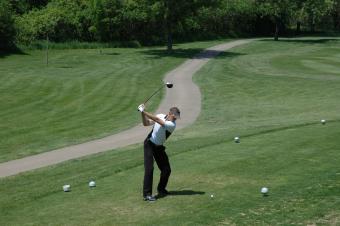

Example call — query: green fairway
[0,40,225,162]
[1,38,340,225]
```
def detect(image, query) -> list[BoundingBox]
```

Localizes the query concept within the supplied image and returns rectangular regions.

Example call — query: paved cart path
[0,39,253,178]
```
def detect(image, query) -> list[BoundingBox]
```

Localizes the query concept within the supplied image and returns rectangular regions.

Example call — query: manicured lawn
[0,40,226,162]
[1,38,340,225]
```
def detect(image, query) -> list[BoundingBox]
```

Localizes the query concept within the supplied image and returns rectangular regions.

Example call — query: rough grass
[1,38,340,225]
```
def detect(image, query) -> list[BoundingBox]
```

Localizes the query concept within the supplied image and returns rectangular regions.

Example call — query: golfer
[137,104,180,201]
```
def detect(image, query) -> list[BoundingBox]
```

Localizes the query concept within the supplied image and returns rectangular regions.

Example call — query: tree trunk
[167,31,173,52]
[296,21,301,35]
[310,23,315,32]
[274,20,279,41]
[46,33,49,66]
[333,14,338,30]
[309,13,315,32]
[333,12,340,30]
[165,0,172,52]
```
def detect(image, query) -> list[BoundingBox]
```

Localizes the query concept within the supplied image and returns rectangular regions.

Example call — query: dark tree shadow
[194,50,246,59]
[103,52,119,55]
[99,50,120,56]
[213,51,246,59]
[259,38,339,44]
[0,47,28,58]
[140,48,245,60]
[140,48,205,59]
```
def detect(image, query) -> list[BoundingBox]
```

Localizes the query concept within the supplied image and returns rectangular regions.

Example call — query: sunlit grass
[1,38,340,225]
[0,40,227,162]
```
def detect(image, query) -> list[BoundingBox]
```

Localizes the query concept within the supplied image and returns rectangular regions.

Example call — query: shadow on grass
[103,52,120,56]
[214,51,246,59]
[241,120,339,140]
[259,38,339,44]
[140,48,245,60]
[99,50,120,56]
[195,50,245,59]
[169,190,205,196]
[157,190,206,200]
[140,48,205,59]
[0,47,29,58]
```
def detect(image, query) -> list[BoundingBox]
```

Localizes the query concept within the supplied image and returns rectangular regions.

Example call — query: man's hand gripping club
[137,104,165,126]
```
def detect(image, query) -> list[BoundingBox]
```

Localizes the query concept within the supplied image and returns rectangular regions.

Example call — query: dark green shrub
[0,0,16,51]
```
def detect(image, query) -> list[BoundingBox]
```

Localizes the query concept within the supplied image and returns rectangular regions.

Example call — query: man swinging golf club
[137,103,180,202]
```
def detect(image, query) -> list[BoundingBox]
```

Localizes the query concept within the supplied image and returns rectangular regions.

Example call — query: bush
[15,0,89,44]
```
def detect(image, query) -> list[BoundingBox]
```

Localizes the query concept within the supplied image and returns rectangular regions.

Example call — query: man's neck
[165,115,176,122]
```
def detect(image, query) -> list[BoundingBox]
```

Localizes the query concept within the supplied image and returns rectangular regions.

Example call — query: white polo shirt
[150,114,176,145]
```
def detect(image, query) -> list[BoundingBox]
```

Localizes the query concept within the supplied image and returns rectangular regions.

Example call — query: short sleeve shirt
[149,114,176,145]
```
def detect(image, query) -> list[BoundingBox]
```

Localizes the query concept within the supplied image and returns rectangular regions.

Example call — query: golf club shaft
[143,85,164,104]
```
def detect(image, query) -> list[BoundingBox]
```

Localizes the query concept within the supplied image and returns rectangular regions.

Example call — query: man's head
[168,107,180,120]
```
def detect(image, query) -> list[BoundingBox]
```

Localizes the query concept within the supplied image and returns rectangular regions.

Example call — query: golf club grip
[137,93,156,111]
[137,84,166,111]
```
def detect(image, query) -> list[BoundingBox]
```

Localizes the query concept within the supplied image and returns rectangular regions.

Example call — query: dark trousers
[143,138,171,197]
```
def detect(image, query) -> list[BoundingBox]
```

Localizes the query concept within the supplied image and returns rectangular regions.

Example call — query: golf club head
[142,82,174,106]
[166,82,173,88]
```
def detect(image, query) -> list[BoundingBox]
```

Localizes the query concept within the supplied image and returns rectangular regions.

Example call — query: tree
[256,0,295,40]
[332,0,340,29]
[0,0,16,51]
[9,0,48,15]
[304,0,334,32]
[163,0,218,51]
[191,0,257,38]
[15,0,91,43]
[115,0,150,42]
[293,0,306,35]
[91,0,123,42]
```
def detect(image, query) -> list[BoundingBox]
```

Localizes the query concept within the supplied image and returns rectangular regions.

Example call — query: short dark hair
[169,107,180,118]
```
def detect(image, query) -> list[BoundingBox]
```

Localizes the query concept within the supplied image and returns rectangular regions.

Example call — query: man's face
[168,112,177,121]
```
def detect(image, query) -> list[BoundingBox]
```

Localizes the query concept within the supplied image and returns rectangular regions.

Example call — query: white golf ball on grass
[321,119,326,125]
[234,137,240,143]
[261,187,269,196]
[63,184,71,192]
[89,181,96,188]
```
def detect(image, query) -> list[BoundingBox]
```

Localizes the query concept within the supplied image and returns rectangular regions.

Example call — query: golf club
[143,82,173,104]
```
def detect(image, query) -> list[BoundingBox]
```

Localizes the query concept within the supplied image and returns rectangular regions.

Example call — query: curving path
[0,39,253,178]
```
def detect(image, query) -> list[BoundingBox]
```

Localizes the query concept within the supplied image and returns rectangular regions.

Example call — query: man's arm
[138,104,162,126]
[142,111,165,126]
[141,112,154,126]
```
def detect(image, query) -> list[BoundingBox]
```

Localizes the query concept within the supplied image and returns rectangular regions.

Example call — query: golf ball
[234,137,240,143]
[89,181,96,187]
[321,119,326,125]
[210,194,214,198]
[261,187,268,194]
[63,184,71,192]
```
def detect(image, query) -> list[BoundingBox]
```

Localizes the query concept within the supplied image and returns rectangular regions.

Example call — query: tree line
[1,0,339,51]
